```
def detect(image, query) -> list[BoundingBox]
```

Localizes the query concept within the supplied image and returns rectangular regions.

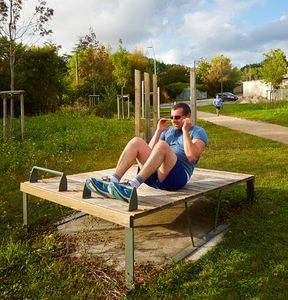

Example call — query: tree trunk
[9,35,15,134]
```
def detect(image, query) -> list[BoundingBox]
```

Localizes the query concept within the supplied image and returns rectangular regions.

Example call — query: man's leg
[138,140,177,182]
[114,137,152,179]
[106,140,177,202]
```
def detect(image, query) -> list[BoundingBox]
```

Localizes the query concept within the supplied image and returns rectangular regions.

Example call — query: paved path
[197,111,288,145]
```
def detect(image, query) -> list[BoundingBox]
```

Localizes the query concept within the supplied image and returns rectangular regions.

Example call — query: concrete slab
[57,197,222,270]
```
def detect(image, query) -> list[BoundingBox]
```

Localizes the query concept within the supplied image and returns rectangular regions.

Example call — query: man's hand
[157,118,170,133]
[182,118,193,132]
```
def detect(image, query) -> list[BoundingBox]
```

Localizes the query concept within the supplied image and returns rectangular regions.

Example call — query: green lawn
[198,100,288,127]
[1,107,288,298]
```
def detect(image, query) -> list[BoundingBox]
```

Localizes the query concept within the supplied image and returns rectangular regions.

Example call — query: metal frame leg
[23,192,28,226]
[185,201,195,247]
[125,227,134,289]
[214,190,222,230]
[247,178,255,205]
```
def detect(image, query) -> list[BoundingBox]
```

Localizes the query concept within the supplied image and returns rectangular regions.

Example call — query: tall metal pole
[147,46,156,75]
[220,56,223,96]
[220,55,223,110]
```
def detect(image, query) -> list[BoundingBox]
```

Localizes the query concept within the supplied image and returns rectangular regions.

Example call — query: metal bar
[125,227,134,289]
[214,190,222,230]
[185,201,195,247]
[164,223,230,265]
[54,212,88,226]
[23,193,28,226]
[29,166,67,191]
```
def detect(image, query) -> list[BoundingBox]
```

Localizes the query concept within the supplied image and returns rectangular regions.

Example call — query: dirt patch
[57,196,219,270]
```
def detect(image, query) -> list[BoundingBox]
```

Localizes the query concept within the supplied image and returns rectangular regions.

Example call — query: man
[86,103,207,202]
[213,94,223,116]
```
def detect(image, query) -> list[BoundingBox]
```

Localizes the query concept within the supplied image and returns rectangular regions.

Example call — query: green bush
[165,82,189,99]
[95,84,118,118]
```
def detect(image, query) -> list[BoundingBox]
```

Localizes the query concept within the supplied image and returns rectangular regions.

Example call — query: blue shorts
[138,159,188,191]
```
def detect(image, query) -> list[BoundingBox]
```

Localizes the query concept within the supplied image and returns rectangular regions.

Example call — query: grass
[198,100,288,127]
[1,106,288,298]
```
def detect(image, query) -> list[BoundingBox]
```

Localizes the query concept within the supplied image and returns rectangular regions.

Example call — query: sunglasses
[170,115,184,120]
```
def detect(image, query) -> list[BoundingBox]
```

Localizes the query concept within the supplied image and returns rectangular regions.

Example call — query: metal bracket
[82,183,92,199]
[128,188,138,211]
[30,166,67,191]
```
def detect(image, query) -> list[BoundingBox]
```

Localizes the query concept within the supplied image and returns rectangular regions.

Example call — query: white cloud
[15,0,288,67]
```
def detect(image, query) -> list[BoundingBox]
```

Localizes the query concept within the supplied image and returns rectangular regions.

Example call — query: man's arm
[182,118,206,162]
[148,118,169,149]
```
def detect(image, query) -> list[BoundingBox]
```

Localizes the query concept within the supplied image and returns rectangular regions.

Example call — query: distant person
[86,103,208,202]
[213,95,223,116]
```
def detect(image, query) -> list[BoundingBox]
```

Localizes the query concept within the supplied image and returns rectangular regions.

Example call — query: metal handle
[29,166,67,191]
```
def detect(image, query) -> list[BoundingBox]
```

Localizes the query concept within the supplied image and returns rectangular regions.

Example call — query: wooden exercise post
[190,68,197,126]
[117,94,130,120]
[89,95,100,106]
[1,90,25,139]
[134,70,141,137]
[153,74,158,133]
[134,70,159,142]
[144,72,151,142]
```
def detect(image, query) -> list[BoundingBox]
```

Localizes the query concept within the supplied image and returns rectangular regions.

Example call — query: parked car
[216,92,238,101]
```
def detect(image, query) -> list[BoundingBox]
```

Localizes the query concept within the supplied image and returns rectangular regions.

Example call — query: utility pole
[147,45,156,75]
[190,66,197,125]
[220,55,223,110]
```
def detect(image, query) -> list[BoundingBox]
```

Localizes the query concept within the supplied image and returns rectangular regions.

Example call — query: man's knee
[127,137,147,148]
[153,140,170,153]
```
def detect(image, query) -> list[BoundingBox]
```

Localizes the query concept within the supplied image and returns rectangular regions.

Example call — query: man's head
[170,103,191,130]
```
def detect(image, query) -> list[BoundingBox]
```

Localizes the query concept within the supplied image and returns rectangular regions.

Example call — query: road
[161,99,213,108]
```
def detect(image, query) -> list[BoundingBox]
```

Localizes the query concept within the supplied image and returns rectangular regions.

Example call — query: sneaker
[107,182,136,203]
[101,176,111,182]
[85,178,114,198]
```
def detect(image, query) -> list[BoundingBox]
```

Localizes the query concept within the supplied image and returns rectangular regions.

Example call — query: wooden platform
[21,166,254,227]
[20,166,254,288]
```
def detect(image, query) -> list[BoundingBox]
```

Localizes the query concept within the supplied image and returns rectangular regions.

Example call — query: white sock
[110,174,120,183]
[129,175,144,188]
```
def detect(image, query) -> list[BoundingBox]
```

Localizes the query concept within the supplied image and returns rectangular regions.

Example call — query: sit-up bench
[20,165,254,288]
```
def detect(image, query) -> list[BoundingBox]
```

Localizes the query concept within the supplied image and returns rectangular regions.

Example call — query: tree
[195,58,210,84]
[111,39,131,118]
[0,0,53,92]
[204,55,232,95]
[128,49,148,74]
[16,45,67,114]
[76,28,99,95]
[260,49,287,91]
[241,63,262,81]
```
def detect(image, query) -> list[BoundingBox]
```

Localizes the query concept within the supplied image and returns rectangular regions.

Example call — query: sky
[21,0,288,68]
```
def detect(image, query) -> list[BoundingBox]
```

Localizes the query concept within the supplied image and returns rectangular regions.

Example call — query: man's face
[170,108,186,130]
